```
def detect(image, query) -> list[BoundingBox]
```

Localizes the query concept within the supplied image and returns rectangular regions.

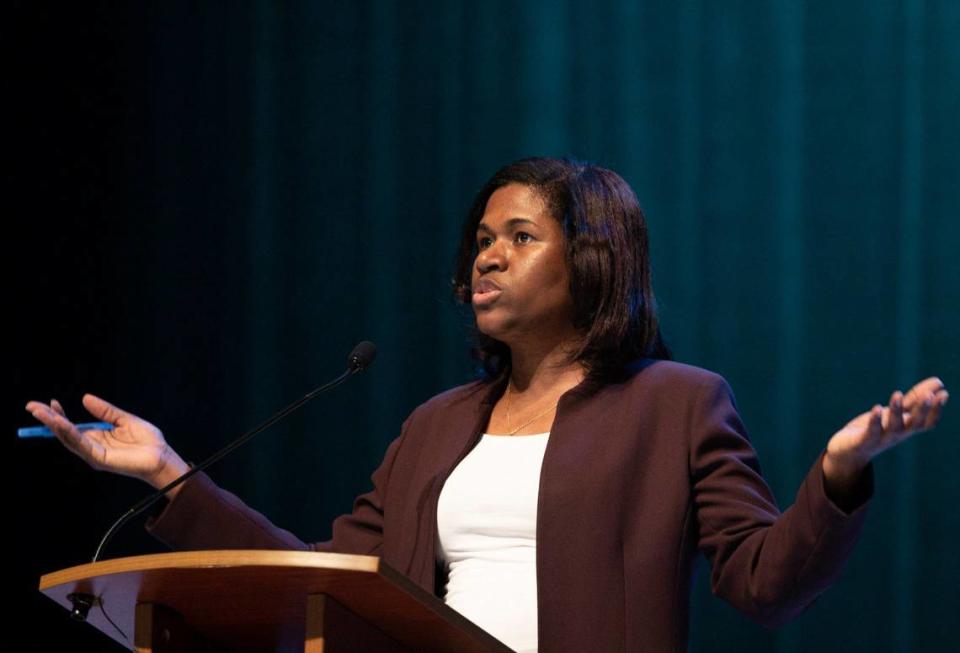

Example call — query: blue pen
[17,422,115,438]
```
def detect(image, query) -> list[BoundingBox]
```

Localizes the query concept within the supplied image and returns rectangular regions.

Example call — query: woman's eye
[516,232,532,244]
[477,237,492,249]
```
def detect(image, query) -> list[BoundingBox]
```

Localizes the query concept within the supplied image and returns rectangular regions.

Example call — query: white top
[436,432,549,653]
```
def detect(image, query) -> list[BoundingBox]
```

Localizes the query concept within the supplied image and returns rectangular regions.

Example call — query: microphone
[347,340,377,372]
[69,342,378,622]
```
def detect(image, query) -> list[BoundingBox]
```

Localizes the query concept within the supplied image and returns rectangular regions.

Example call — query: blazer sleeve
[144,415,412,555]
[689,373,874,628]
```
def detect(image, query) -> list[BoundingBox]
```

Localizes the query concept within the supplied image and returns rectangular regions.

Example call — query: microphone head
[347,341,377,372]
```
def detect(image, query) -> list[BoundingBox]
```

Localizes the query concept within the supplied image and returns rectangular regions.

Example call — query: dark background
[11,1,959,651]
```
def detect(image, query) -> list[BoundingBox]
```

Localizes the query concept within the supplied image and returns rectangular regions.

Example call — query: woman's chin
[474,315,513,342]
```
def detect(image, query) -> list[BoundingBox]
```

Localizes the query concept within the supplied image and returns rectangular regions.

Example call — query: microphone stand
[68,343,376,622]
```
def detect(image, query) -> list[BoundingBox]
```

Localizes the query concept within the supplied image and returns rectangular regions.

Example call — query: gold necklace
[506,384,558,435]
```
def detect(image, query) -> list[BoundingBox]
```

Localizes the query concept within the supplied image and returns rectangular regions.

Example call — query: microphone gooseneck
[71,343,378,625]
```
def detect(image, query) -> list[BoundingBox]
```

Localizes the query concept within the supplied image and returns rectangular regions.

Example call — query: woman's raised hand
[24,394,187,489]
[825,376,949,475]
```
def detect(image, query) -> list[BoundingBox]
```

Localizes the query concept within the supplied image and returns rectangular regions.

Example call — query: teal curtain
[14,1,958,650]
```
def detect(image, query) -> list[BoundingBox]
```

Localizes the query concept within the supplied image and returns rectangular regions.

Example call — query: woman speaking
[25,157,948,652]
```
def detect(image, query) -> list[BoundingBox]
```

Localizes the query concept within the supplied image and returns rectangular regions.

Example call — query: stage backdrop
[12,1,958,651]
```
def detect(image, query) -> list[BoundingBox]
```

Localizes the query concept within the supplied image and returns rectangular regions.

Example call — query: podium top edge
[39,550,381,589]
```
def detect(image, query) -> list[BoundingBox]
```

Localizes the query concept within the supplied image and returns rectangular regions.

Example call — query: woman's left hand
[824,377,949,481]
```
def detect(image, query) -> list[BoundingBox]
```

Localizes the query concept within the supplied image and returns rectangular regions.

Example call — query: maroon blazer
[145,359,873,652]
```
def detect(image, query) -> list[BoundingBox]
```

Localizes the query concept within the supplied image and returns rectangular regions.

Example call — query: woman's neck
[507,338,586,401]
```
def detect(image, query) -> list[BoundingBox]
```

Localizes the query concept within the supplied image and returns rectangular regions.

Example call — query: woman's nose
[476,241,506,272]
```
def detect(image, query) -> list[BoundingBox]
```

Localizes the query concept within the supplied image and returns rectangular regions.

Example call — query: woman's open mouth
[472,279,502,307]
[472,288,502,307]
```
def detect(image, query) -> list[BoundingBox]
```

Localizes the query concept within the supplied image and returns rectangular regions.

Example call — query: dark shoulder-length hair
[452,156,672,387]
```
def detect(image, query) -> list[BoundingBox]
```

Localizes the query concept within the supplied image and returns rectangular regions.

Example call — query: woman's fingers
[880,377,950,436]
[887,391,905,432]
[51,398,66,417]
[863,405,895,455]
[81,393,128,425]
[26,401,66,430]
[907,396,931,432]
[903,377,945,409]
[911,388,948,432]
[26,401,92,459]
[898,388,917,431]
[895,385,948,434]
[926,389,949,430]
[868,405,884,438]
[54,413,90,454]
[27,400,81,443]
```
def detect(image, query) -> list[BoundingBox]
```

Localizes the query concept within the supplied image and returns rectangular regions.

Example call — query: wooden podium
[39,550,514,652]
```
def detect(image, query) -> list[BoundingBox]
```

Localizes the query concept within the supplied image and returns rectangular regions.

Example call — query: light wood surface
[39,550,512,652]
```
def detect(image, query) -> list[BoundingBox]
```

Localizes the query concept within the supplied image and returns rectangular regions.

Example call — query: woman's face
[471,183,577,346]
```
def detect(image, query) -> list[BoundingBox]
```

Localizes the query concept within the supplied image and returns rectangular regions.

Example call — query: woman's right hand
[24,394,188,491]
